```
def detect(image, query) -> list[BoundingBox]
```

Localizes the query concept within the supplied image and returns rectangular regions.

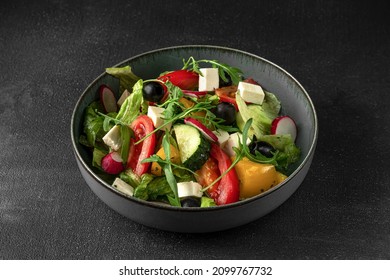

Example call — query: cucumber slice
[174,124,210,171]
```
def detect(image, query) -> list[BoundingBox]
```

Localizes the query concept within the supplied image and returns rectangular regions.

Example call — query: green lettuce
[236,91,281,139]
[200,197,217,207]
[92,147,107,168]
[119,168,141,189]
[262,90,281,120]
[106,65,140,94]
[133,176,174,202]
[259,134,301,170]
[83,101,106,147]
[236,95,272,139]
[115,79,147,125]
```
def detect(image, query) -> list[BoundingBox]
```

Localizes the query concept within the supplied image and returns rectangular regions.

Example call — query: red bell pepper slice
[205,143,240,205]
[127,115,156,176]
[158,70,199,90]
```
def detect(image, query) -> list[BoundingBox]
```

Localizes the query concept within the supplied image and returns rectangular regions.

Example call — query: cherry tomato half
[197,143,240,205]
[127,115,156,176]
[215,85,239,110]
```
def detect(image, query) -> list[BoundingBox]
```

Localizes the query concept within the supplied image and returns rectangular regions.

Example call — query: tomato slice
[197,143,240,205]
[215,85,238,110]
[215,79,261,111]
[127,115,156,176]
[243,78,261,86]
[196,157,220,194]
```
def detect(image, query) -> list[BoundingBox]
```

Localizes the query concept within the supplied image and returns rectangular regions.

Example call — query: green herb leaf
[200,196,217,207]
[116,79,146,125]
[162,130,181,206]
[182,57,243,85]
[83,102,106,146]
[120,125,132,165]
[239,119,279,166]
[92,147,108,168]
[106,65,140,94]
[133,173,155,200]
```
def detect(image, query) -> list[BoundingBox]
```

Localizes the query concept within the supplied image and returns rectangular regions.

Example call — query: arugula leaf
[182,57,243,85]
[160,81,184,120]
[238,119,279,166]
[162,130,181,206]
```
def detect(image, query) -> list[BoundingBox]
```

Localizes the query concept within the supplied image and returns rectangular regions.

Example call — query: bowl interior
[72,45,317,208]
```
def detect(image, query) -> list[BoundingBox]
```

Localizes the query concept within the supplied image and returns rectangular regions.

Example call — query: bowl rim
[71,44,318,212]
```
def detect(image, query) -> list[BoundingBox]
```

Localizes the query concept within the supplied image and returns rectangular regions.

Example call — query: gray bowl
[71,45,318,233]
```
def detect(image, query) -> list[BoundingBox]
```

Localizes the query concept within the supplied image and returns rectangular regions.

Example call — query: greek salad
[80,57,301,207]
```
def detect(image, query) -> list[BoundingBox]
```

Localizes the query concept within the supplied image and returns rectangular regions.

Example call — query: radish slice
[184,117,218,142]
[271,116,297,142]
[101,151,125,174]
[182,90,208,98]
[99,84,118,113]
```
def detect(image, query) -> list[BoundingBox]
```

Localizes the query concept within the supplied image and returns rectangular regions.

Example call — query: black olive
[181,197,200,207]
[142,82,165,102]
[248,141,276,158]
[212,102,236,126]
[219,72,232,87]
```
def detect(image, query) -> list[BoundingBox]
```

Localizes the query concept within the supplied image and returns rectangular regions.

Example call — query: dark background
[1,0,389,259]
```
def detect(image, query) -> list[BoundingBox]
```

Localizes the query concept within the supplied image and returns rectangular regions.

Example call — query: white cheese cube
[147,106,171,130]
[198,68,219,91]
[117,89,130,107]
[177,181,203,198]
[112,177,134,197]
[102,125,122,151]
[212,129,230,148]
[223,132,251,157]
[237,81,265,105]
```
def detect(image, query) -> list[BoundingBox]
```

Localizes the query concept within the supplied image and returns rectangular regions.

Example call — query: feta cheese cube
[112,177,134,196]
[212,129,230,148]
[237,81,265,105]
[102,125,122,151]
[223,132,251,157]
[198,68,219,91]
[147,106,171,130]
[177,181,203,198]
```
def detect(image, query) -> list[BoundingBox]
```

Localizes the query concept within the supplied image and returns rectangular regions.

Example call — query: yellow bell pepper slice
[233,157,287,199]
[151,144,181,176]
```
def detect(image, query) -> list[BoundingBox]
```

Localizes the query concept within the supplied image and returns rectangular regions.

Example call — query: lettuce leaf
[115,79,147,125]
[83,101,106,147]
[200,197,216,207]
[106,65,140,94]
[92,147,107,168]
[262,90,281,120]
[236,94,273,139]
[259,134,301,170]
[133,175,174,201]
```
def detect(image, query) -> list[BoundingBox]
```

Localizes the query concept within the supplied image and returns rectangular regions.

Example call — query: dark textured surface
[1,0,389,259]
